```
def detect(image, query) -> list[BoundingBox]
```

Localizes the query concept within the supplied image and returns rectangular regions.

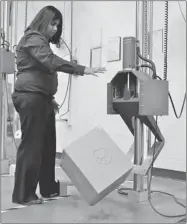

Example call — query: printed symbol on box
[94,148,112,165]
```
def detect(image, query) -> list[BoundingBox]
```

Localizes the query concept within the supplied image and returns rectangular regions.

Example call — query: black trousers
[12,91,58,203]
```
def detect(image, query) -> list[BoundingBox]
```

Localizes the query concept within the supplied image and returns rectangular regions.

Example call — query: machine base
[128,190,148,203]
[59,181,73,197]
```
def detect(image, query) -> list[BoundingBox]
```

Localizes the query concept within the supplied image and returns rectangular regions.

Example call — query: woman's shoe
[42,192,59,199]
[22,198,44,205]
[41,180,60,198]
[13,193,43,205]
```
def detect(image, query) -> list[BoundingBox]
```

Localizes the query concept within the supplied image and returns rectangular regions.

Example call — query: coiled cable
[24,1,28,30]
[144,1,148,59]
[163,1,169,80]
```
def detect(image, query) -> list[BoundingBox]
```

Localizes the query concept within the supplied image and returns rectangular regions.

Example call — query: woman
[12,5,106,205]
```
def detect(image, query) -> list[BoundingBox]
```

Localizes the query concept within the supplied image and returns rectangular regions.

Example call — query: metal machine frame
[107,1,169,202]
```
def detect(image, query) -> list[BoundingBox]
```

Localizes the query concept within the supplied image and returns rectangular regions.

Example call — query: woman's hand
[52,99,60,114]
[84,67,106,77]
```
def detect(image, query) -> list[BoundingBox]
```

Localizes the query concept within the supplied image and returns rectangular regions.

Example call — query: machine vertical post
[67,0,73,127]
[133,0,144,192]
[0,78,2,159]
[1,1,10,160]
[133,117,144,191]
[1,74,7,160]
[0,1,6,160]
[0,1,9,175]
[13,1,20,132]
[0,0,2,159]
[147,0,154,189]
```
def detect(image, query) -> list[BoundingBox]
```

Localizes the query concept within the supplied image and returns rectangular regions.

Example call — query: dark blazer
[14,30,85,97]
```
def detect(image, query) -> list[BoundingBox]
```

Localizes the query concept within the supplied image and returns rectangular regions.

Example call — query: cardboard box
[60,127,133,206]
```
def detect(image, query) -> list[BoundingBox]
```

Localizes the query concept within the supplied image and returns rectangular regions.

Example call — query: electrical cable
[177,217,187,223]
[59,110,69,120]
[1,43,9,50]
[13,44,17,51]
[58,76,70,110]
[1,31,10,50]
[1,29,17,56]
[58,37,72,112]
[117,187,132,196]
[140,64,154,74]
[12,44,18,59]
[147,117,186,219]
[58,37,74,119]
[156,75,186,119]
[139,66,186,119]
[4,74,18,151]
[136,46,157,78]
[177,1,186,22]
[60,38,72,57]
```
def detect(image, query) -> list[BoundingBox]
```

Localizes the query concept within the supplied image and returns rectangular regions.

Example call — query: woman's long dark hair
[25,5,63,45]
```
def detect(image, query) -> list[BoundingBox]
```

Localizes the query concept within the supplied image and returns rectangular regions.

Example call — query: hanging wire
[2,0,5,34]
[177,1,186,22]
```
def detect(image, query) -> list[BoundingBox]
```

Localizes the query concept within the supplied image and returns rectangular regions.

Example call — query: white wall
[59,1,137,158]
[5,1,186,171]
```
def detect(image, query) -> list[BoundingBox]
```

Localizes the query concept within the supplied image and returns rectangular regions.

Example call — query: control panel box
[0,48,15,74]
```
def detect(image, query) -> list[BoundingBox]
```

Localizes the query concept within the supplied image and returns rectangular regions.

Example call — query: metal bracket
[125,115,165,176]
[132,141,164,175]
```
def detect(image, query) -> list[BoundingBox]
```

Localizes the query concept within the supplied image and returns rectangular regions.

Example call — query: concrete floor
[1,166,186,223]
